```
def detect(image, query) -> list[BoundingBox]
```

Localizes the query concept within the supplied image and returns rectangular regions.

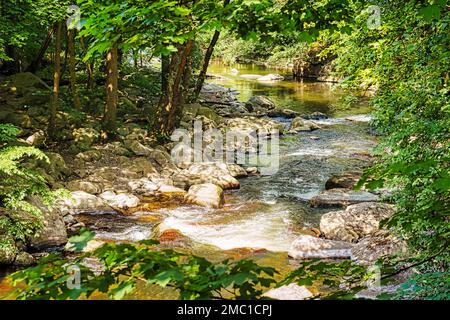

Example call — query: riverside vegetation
[0,0,448,300]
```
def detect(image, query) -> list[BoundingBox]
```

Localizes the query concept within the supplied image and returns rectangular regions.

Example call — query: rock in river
[309,188,379,208]
[245,96,276,115]
[351,231,407,265]
[99,191,141,211]
[59,191,114,214]
[173,162,240,190]
[288,235,353,259]
[320,202,395,242]
[184,183,225,208]
[325,171,362,190]
[289,117,321,132]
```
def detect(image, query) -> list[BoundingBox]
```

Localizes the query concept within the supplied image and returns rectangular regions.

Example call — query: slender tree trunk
[103,43,118,136]
[80,37,94,90]
[192,0,230,101]
[155,40,194,138]
[27,28,54,73]
[133,49,139,68]
[161,54,170,94]
[49,21,62,138]
[68,29,81,110]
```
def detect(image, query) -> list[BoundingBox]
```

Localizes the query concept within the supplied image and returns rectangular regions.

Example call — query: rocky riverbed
[0,70,407,299]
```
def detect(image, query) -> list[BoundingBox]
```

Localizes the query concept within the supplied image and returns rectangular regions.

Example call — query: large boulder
[60,191,114,214]
[184,183,225,208]
[351,231,407,265]
[263,284,313,300]
[28,197,68,250]
[320,202,395,242]
[99,191,141,211]
[173,162,240,190]
[325,171,362,190]
[288,235,353,259]
[245,96,276,115]
[309,189,379,208]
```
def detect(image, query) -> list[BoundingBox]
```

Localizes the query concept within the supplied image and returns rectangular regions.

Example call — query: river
[0,62,377,299]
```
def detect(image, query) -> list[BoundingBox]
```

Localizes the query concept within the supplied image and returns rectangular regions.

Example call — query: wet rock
[158,228,186,244]
[288,235,353,259]
[263,284,313,300]
[245,96,276,115]
[325,171,362,190]
[257,74,284,82]
[66,180,103,195]
[173,162,240,190]
[13,251,36,266]
[99,191,141,211]
[245,167,259,175]
[185,183,225,208]
[351,231,407,265]
[60,191,114,213]
[320,202,395,242]
[309,188,379,208]
[226,164,248,178]
[289,117,321,132]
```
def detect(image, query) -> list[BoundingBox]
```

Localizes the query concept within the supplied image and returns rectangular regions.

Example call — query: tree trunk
[103,43,119,136]
[80,37,94,90]
[192,0,230,101]
[155,40,194,139]
[68,29,81,110]
[27,28,54,73]
[49,22,62,139]
[161,54,170,94]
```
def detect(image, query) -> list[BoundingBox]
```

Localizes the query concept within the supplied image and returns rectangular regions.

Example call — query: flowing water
[0,63,377,299]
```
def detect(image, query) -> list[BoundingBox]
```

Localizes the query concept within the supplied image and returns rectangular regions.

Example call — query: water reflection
[207,61,369,116]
